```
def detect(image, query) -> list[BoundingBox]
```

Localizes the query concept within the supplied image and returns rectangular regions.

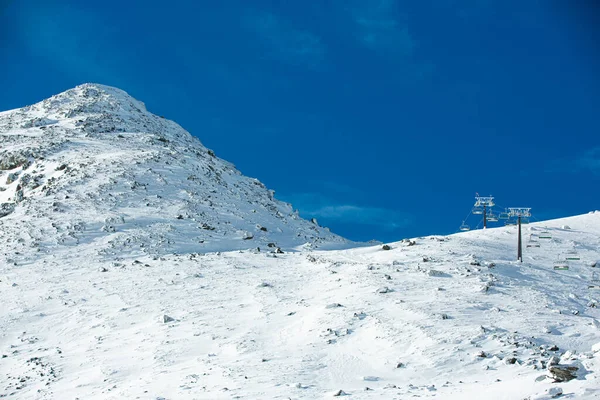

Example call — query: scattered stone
[326,303,343,309]
[362,376,379,381]
[333,389,347,396]
[505,357,517,365]
[477,351,487,358]
[384,274,392,280]
[382,244,391,251]
[547,365,578,382]
[257,282,272,288]
[163,315,175,323]
[547,387,563,398]
[548,356,560,366]
[98,266,108,272]
[377,286,391,294]
[0,203,15,218]
[548,345,559,352]
[427,269,446,277]
[396,362,404,368]
[440,313,450,320]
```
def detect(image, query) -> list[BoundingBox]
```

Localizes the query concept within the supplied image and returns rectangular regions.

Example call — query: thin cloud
[345,0,415,57]
[13,5,115,81]
[576,147,600,175]
[282,192,412,231]
[244,11,326,69]
[544,146,600,175]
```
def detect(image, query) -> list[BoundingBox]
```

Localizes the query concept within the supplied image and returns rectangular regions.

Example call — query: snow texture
[1,84,600,399]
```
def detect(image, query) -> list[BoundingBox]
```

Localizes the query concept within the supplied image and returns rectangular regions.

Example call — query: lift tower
[474,196,495,229]
[508,207,532,262]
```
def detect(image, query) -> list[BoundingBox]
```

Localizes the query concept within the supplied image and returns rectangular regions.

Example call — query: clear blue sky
[1,0,599,242]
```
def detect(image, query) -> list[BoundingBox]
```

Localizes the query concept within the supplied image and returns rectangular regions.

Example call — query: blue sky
[1,0,599,242]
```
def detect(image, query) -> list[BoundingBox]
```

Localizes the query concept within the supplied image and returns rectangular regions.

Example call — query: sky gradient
[1,0,599,242]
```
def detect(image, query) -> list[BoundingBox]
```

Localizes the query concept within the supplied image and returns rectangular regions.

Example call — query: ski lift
[520,218,530,224]
[554,256,569,270]
[472,207,483,215]
[487,212,499,222]
[459,221,470,231]
[505,220,516,226]
[565,250,580,261]
[499,211,509,220]
[526,234,540,248]
[539,229,552,239]
[589,272,600,290]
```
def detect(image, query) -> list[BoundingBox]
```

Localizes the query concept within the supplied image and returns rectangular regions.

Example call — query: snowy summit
[1,84,600,399]
[0,83,347,255]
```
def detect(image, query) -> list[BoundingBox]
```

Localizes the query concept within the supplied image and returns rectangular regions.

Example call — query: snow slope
[0,84,348,261]
[1,85,600,399]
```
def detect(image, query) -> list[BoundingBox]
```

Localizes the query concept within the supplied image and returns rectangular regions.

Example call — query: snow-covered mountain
[0,84,348,263]
[1,85,600,399]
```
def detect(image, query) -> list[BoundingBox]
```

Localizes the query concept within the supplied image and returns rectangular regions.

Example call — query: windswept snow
[1,85,599,399]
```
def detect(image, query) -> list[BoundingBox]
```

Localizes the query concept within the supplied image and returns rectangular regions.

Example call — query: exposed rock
[6,172,19,184]
[382,244,391,250]
[0,152,28,170]
[163,315,175,323]
[326,303,343,309]
[377,286,391,294]
[547,365,578,382]
[0,203,15,218]
[333,389,347,396]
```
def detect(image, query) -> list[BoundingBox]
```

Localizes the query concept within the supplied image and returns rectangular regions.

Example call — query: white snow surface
[1,84,600,399]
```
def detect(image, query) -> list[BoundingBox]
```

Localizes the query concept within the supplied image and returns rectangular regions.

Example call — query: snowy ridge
[1,85,599,399]
[0,84,348,265]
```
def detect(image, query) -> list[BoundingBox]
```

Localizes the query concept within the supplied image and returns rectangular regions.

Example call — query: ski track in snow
[1,84,600,399]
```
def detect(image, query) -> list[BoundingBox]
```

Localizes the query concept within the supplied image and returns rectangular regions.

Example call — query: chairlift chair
[472,207,483,215]
[499,211,509,220]
[565,251,580,261]
[505,220,516,226]
[487,213,499,222]
[589,272,600,290]
[554,255,569,270]
[526,234,540,248]
[459,222,470,232]
[539,229,552,239]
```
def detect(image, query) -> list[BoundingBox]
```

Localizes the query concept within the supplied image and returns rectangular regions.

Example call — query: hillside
[0,83,348,264]
[1,85,599,399]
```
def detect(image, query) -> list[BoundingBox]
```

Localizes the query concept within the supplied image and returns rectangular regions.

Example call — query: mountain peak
[0,85,349,254]
[31,83,148,119]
